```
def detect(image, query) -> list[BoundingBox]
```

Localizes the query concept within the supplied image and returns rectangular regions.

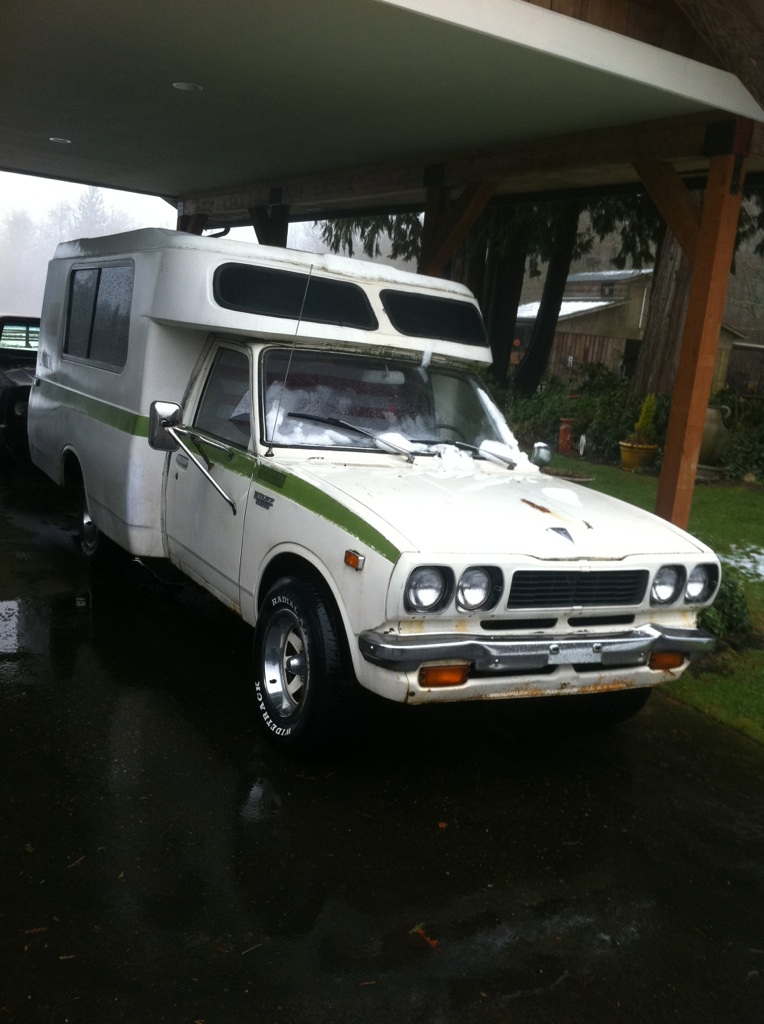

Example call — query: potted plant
[619,393,658,470]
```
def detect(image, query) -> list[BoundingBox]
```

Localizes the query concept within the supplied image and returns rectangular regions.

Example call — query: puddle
[0,598,59,659]
[721,546,764,581]
[0,601,20,654]
[241,778,282,822]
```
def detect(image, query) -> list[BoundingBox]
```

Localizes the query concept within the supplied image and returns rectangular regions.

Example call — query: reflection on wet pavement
[1,465,763,1024]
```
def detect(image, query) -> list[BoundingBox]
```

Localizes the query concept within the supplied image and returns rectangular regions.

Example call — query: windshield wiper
[287,413,414,462]
[411,438,477,453]
[410,438,517,469]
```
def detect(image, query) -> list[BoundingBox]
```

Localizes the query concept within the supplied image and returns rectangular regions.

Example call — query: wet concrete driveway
[1,465,763,1024]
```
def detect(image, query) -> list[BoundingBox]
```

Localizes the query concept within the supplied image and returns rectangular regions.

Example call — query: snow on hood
[294,451,708,561]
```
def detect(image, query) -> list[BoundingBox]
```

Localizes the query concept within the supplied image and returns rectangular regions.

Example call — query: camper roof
[53,228,472,299]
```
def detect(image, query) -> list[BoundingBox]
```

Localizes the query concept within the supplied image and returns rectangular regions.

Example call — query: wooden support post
[176,213,208,234]
[654,151,747,527]
[248,204,290,247]
[418,166,450,276]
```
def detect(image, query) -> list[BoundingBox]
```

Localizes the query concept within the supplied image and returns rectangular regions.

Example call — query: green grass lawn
[549,454,764,744]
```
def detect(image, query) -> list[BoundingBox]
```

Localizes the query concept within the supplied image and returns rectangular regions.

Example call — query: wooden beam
[633,159,700,263]
[654,150,748,527]
[419,181,496,277]
[178,111,752,223]
[183,162,424,221]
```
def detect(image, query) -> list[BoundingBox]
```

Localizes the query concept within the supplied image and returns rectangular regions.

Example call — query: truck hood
[295,453,707,561]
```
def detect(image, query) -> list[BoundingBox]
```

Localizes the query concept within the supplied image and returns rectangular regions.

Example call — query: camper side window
[64,264,133,369]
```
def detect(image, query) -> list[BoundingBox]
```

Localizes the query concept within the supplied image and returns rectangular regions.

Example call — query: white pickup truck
[28,228,719,751]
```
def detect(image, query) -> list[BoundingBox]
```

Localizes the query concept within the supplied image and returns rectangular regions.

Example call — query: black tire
[552,686,652,729]
[253,577,352,753]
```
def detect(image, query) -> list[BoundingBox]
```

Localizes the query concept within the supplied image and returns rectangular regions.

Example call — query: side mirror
[530,441,553,466]
[149,401,181,452]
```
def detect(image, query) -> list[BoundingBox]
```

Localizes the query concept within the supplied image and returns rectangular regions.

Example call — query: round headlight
[406,566,449,612]
[651,565,683,605]
[685,565,711,602]
[456,567,494,611]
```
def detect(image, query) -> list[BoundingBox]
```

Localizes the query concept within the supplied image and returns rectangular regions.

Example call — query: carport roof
[2,0,763,223]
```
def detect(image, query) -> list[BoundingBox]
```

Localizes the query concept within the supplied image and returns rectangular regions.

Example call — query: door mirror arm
[149,401,236,514]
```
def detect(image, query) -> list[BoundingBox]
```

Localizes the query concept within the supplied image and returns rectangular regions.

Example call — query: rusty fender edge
[358,624,715,674]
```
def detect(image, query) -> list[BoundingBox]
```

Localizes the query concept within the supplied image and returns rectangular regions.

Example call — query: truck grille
[507,569,648,609]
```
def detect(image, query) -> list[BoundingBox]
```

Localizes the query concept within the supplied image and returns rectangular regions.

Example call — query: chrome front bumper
[358,624,715,674]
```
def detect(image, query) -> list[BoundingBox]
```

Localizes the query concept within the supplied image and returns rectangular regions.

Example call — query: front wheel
[253,577,351,753]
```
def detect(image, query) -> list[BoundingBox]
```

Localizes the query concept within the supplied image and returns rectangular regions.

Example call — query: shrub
[499,368,762,477]
[502,377,572,448]
[700,573,752,639]
[630,393,657,444]
[502,364,670,463]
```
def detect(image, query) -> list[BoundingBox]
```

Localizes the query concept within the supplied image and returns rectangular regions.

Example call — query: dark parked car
[0,316,40,470]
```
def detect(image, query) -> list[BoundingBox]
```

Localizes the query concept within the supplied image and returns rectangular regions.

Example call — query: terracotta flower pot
[619,441,657,471]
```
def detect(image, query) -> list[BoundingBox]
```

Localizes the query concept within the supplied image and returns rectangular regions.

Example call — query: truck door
[164,345,254,610]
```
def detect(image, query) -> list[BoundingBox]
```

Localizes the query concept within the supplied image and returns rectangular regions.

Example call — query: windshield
[261,348,516,452]
[0,320,40,350]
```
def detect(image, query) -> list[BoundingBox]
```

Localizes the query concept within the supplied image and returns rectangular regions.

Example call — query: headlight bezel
[650,565,686,606]
[404,564,503,614]
[404,565,454,613]
[455,565,503,612]
[684,563,720,604]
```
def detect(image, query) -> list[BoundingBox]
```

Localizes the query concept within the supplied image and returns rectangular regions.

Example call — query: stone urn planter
[699,406,731,466]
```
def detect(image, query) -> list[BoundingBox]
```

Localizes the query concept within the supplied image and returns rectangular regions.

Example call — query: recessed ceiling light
[49,137,72,144]
[172,81,203,92]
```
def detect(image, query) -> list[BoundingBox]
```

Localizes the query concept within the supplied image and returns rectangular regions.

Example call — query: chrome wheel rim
[261,609,308,718]
[81,501,98,553]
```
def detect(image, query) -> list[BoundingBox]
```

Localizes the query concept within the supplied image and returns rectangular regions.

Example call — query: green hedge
[499,366,764,480]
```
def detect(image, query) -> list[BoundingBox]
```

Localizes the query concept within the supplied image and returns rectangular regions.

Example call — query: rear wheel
[78,486,121,565]
[253,577,351,753]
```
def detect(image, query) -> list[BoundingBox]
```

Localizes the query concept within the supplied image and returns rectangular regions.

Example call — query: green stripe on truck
[39,378,400,563]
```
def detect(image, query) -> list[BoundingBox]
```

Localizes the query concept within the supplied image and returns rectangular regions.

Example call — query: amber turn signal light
[649,651,685,671]
[419,665,471,687]
[344,549,365,571]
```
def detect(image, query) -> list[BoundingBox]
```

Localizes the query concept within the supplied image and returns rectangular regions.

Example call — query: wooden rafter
[419,181,496,278]
[633,159,700,262]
